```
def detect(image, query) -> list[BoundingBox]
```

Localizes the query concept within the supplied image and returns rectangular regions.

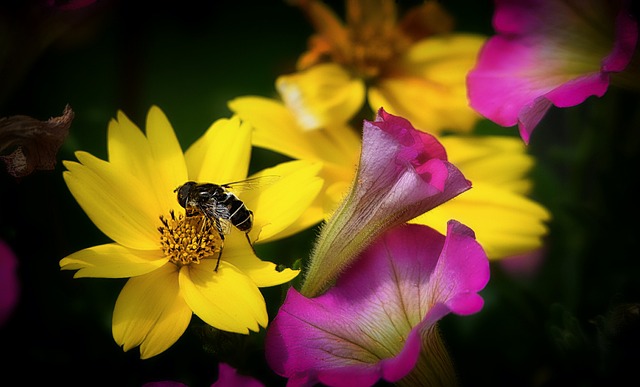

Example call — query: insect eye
[176,182,196,208]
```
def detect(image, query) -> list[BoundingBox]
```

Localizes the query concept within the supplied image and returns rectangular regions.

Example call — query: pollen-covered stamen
[158,210,221,267]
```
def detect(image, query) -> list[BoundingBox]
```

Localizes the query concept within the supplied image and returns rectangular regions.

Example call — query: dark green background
[1,1,639,386]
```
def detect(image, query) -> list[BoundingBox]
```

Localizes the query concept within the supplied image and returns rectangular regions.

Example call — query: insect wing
[221,175,280,195]
[215,217,233,236]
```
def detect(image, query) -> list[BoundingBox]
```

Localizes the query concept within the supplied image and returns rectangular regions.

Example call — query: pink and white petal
[468,37,562,128]
[179,261,268,334]
[63,157,160,250]
[266,223,489,384]
[60,243,168,278]
[468,0,637,142]
[301,109,471,296]
[431,221,491,314]
[112,264,192,359]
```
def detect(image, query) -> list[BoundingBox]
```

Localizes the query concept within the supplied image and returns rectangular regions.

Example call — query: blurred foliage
[1,1,639,386]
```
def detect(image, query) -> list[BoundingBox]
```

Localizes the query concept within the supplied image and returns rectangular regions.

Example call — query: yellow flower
[278,0,486,134]
[413,136,551,258]
[229,97,550,260]
[60,106,323,359]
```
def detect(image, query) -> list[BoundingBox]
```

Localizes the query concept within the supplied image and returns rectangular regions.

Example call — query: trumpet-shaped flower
[467,0,638,144]
[299,108,471,296]
[265,221,490,387]
[229,96,551,260]
[60,106,323,359]
[279,0,486,134]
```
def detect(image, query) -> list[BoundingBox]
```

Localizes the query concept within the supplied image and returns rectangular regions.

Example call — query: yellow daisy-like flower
[278,0,485,134]
[60,106,323,359]
[229,97,551,260]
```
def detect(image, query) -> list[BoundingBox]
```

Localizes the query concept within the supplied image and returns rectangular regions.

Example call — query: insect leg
[210,216,226,272]
[244,232,258,257]
[214,232,224,272]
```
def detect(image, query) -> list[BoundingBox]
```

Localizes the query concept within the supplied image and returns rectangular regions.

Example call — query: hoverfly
[174,176,277,271]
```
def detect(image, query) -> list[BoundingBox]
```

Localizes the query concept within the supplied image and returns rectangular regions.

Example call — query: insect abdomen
[228,200,253,231]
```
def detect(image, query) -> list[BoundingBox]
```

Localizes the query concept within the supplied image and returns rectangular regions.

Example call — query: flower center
[158,210,221,266]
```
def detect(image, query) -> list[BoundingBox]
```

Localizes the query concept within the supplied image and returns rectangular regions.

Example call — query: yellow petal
[230,96,362,167]
[60,243,168,278]
[179,261,268,334]
[184,115,251,184]
[276,63,365,130]
[271,200,325,241]
[223,232,300,287]
[242,160,324,242]
[441,135,535,194]
[112,264,192,359]
[413,182,551,259]
[107,111,153,184]
[369,77,480,135]
[229,96,321,161]
[63,156,160,250]
[319,123,362,165]
[403,34,486,80]
[145,106,189,212]
[368,34,486,134]
[107,108,187,214]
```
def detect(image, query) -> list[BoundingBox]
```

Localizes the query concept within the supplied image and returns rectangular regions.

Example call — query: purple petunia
[467,0,638,143]
[300,108,471,297]
[266,221,490,387]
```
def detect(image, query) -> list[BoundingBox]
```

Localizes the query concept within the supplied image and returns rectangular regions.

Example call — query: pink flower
[212,363,264,387]
[0,239,19,326]
[467,0,638,143]
[266,221,490,387]
[300,108,471,296]
[142,362,264,387]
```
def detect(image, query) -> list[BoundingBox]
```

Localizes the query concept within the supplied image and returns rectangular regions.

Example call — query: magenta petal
[435,221,490,315]
[366,108,448,183]
[467,0,638,143]
[266,222,489,386]
[358,108,470,218]
[0,240,19,327]
[212,363,264,387]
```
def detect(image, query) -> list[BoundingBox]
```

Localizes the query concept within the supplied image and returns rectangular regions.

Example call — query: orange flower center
[158,210,221,266]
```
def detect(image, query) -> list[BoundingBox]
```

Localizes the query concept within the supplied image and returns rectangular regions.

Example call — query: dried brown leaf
[0,104,73,178]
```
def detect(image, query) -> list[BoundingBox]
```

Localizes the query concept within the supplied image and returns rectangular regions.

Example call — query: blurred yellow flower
[229,97,550,260]
[279,0,485,134]
[60,106,322,359]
